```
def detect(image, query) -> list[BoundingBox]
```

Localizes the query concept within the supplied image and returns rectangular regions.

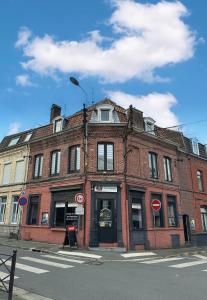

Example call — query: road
[0,245,207,300]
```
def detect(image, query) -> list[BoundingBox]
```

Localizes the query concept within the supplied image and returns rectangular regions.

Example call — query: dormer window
[8,136,20,147]
[144,117,155,135]
[191,138,199,155]
[101,109,110,122]
[24,132,33,142]
[54,118,63,133]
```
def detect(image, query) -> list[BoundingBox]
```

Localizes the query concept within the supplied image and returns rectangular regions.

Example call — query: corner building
[21,100,185,250]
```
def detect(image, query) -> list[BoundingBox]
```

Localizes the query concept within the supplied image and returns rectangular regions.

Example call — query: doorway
[183,214,191,242]
[97,199,116,243]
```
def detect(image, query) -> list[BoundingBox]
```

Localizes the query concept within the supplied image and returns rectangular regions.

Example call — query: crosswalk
[121,252,207,273]
[0,253,90,282]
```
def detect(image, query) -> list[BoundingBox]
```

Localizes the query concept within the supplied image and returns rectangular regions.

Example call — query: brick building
[18,99,188,250]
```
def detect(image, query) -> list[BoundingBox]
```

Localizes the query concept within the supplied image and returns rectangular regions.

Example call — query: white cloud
[16,74,33,87]
[15,26,32,48]
[8,122,21,135]
[106,90,179,128]
[16,0,196,83]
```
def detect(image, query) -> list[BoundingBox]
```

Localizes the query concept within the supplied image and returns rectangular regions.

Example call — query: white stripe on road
[170,260,207,269]
[140,257,184,264]
[19,257,74,269]
[5,261,48,274]
[42,255,85,264]
[121,252,156,258]
[57,251,102,259]
[193,255,207,260]
[0,271,18,281]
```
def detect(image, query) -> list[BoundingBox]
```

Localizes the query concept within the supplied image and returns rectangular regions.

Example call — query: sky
[0,0,207,143]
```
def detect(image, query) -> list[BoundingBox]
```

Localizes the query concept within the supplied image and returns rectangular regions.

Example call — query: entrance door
[183,214,191,242]
[97,199,116,243]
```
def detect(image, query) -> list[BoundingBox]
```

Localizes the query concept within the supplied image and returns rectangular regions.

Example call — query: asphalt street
[1,245,207,300]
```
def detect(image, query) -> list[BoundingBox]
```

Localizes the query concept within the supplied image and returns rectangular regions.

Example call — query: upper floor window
[69,145,80,173]
[8,136,20,147]
[0,196,7,223]
[51,150,61,176]
[98,143,114,171]
[144,117,155,135]
[2,163,11,185]
[191,138,199,155]
[197,170,204,192]
[14,160,25,183]
[163,157,172,182]
[54,119,63,133]
[149,152,158,179]
[101,109,110,122]
[24,132,33,142]
[34,154,43,178]
[90,105,120,123]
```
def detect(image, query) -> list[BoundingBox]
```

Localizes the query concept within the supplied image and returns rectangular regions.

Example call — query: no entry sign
[75,193,85,205]
[151,199,161,212]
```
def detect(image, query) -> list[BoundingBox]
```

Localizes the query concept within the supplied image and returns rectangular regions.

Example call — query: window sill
[51,227,66,232]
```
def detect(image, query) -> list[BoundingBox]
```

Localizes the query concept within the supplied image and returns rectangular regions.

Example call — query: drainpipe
[83,104,88,247]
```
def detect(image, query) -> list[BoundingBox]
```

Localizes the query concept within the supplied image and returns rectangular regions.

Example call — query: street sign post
[75,193,85,205]
[151,199,161,250]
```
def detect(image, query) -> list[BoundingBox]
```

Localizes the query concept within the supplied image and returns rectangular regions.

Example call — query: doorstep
[88,247,126,253]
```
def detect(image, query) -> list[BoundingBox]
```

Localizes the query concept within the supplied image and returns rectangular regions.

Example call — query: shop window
[69,145,80,173]
[197,170,204,192]
[2,163,11,185]
[14,160,25,183]
[151,194,164,227]
[27,196,40,225]
[50,150,61,176]
[33,154,43,178]
[200,207,207,231]
[167,196,177,227]
[0,196,7,223]
[131,200,143,230]
[53,202,77,228]
[11,196,19,224]
[149,152,158,179]
[163,157,172,182]
[97,143,114,171]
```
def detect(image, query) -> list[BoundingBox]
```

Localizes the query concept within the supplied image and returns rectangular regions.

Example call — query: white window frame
[14,160,25,183]
[191,138,199,155]
[53,117,63,133]
[201,207,207,231]
[144,117,155,135]
[24,132,33,142]
[0,197,7,223]
[98,106,113,123]
[2,163,12,185]
[11,196,19,224]
[8,136,20,147]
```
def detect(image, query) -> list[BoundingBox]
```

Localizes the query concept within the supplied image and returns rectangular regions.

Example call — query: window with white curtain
[50,150,61,175]
[69,145,80,172]
[2,163,11,185]
[0,197,7,223]
[11,196,19,224]
[201,207,207,231]
[14,160,25,183]
[98,143,114,171]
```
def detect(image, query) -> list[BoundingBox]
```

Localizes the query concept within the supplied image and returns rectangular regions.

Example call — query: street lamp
[69,76,89,105]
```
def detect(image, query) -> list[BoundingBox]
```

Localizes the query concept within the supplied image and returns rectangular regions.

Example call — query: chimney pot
[50,104,61,122]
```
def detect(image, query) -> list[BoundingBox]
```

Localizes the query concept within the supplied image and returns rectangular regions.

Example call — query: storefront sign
[65,213,79,221]
[94,186,117,193]
[75,206,84,215]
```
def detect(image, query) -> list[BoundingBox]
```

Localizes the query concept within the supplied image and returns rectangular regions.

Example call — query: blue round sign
[18,196,28,206]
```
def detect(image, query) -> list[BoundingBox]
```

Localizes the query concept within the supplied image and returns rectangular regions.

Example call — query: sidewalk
[0,286,53,300]
[0,236,207,260]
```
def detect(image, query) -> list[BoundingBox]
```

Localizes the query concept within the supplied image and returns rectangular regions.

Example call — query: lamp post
[69,77,89,105]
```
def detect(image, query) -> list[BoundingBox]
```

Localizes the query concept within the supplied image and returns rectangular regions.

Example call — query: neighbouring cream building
[0,132,32,237]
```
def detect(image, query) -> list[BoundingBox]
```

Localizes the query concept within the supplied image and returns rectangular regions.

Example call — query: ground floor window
[27,196,40,225]
[151,194,164,227]
[131,200,143,230]
[53,202,77,227]
[200,207,207,231]
[167,195,177,227]
[11,196,19,224]
[0,196,7,223]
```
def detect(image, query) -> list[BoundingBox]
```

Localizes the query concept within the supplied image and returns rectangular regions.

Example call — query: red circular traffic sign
[75,193,85,205]
[151,199,161,212]
[18,196,28,206]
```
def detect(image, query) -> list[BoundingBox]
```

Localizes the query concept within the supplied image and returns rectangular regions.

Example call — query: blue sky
[0,0,207,143]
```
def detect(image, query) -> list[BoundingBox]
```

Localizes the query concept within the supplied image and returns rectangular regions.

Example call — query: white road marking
[193,255,207,260]
[108,257,159,262]
[42,255,85,264]
[19,257,74,269]
[140,257,184,264]
[170,260,207,269]
[5,260,48,274]
[121,252,156,258]
[0,271,18,281]
[57,251,102,259]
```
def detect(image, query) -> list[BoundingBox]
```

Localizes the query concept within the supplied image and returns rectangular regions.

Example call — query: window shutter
[70,148,76,171]
[98,144,104,170]
[34,156,39,177]
[2,163,11,184]
[76,146,80,170]
[56,151,61,174]
[14,160,25,183]
[51,152,56,174]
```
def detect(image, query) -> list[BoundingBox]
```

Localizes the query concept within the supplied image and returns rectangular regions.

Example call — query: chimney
[50,104,61,122]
